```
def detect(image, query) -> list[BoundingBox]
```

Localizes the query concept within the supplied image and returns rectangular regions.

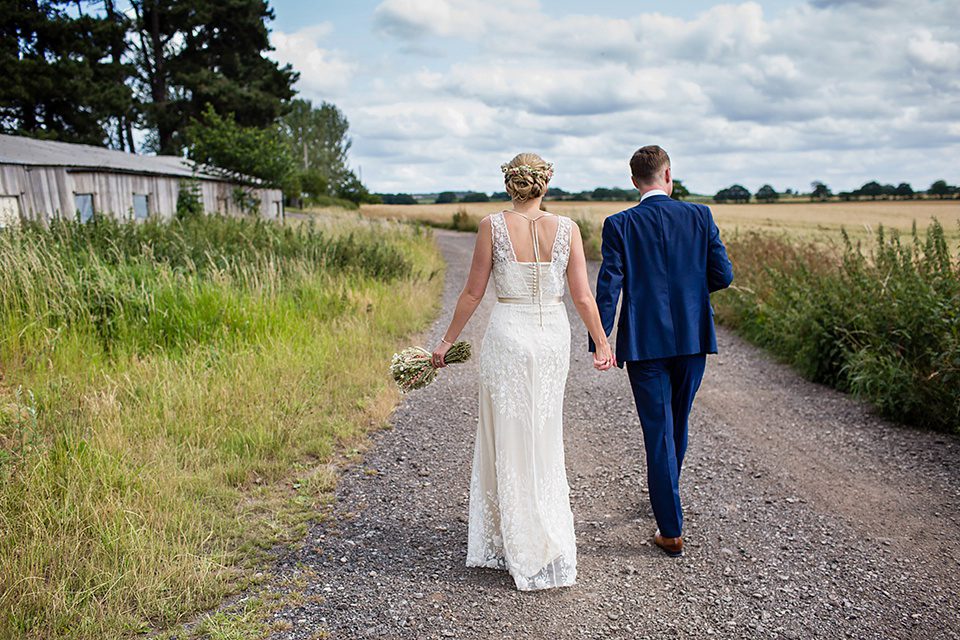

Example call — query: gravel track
[266,228,960,639]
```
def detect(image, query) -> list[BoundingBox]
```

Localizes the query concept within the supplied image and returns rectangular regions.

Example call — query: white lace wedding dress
[466,211,577,591]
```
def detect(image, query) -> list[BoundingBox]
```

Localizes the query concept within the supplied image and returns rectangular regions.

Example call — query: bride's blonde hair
[501,153,553,202]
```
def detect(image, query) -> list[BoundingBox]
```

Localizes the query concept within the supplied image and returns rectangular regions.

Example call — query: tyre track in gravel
[266,228,960,640]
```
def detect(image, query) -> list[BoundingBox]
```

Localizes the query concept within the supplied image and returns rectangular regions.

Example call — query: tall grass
[572,215,602,261]
[0,213,443,638]
[450,207,480,232]
[0,214,413,355]
[712,220,960,432]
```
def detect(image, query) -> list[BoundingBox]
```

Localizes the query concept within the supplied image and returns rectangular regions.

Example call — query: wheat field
[360,199,960,245]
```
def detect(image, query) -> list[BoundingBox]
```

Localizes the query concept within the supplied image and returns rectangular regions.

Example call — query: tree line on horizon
[377,181,692,205]
[715,179,958,203]
[379,177,959,205]
[1,0,375,206]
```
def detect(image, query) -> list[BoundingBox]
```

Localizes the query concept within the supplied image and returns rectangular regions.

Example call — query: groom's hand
[593,349,615,371]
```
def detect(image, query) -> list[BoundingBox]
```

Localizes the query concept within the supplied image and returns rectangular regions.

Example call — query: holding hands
[593,339,616,371]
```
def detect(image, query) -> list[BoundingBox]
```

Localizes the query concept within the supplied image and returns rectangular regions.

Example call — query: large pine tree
[0,0,133,146]
[130,0,298,155]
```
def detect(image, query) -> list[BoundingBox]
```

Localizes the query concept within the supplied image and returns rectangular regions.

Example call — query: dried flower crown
[501,162,554,181]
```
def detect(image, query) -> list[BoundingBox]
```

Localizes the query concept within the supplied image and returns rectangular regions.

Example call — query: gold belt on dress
[497,296,563,305]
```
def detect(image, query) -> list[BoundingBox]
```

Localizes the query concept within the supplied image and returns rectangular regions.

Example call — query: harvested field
[359,199,960,245]
[709,199,960,243]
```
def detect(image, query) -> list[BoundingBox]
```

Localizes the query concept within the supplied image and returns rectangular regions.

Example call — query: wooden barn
[0,133,283,228]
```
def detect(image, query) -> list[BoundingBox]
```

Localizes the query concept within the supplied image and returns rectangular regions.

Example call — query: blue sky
[265,0,960,195]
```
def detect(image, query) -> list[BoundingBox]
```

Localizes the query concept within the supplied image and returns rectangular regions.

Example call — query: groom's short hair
[630,146,670,184]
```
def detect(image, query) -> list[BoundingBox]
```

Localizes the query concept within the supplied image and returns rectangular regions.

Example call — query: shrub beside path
[267,229,960,639]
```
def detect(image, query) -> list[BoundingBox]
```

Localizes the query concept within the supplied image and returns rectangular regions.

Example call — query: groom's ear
[631,175,641,190]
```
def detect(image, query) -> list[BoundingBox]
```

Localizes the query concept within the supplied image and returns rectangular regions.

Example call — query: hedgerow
[713,220,959,433]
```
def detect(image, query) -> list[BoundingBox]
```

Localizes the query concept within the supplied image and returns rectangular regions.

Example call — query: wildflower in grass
[390,341,471,393]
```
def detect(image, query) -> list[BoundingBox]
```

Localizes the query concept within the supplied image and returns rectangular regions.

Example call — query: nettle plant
[713,220,959,432]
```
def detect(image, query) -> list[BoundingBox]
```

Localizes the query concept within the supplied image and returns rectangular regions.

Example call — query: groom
[590,145,733,557]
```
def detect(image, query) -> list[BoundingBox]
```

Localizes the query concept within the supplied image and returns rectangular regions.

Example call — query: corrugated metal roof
[0,133,222,180]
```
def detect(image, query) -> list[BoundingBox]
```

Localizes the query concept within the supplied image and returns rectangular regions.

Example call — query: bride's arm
[567,222,615,370]
[431,217,493,368]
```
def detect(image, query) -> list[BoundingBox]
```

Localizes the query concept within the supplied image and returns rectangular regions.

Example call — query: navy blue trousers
[626,354,706,539]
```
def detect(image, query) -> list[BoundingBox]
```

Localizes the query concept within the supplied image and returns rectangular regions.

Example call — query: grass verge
[0,212,444,638]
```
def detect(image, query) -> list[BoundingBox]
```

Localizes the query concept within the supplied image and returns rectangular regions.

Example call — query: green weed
[450,207,479,232]
[713,220,960,432]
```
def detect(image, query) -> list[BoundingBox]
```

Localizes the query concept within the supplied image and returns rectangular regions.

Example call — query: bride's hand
[432,342,452,368]
[593,341,615,371]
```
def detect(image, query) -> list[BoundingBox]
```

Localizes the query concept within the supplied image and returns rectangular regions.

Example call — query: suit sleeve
[705,208,734,293]
[589,216,624,352]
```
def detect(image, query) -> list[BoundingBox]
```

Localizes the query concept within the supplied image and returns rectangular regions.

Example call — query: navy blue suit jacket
[589,194,733,365]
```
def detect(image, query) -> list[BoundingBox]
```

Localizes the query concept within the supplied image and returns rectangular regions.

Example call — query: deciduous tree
[336,173,374,204]
[591,187,634,201]
[545,187,569,200]
[299,171,329,200]
[185,104,292,187]
[895,183,914,199]
[858,181,883,200]
[715,184,751,203]
[756,184,779,202]
[280,99,352,193]
[810,181,832,201]
[379,193,417,205]
[672,179,690,200]
[928,180,957,199]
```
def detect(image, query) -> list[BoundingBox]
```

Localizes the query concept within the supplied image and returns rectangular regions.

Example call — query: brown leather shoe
[653,529,683,557]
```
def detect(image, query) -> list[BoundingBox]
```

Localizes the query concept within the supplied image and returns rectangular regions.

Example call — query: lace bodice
[489,212,572,300]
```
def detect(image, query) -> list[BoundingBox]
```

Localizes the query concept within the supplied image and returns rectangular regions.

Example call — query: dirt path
[267,229,960,639]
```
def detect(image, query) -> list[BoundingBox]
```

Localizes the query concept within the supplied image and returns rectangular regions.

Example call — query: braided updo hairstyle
[501,153,554,202]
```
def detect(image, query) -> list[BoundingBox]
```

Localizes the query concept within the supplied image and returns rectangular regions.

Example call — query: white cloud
[275,0,960,194]
[435,63,674,117]
[810,0,902,7]
[907,29,960,72]
[372,0,539,40]
[270,25,356,98]
[671,2,772,62]
[372,0,459,39]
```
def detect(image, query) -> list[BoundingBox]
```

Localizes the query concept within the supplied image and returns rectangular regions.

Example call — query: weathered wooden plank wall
[72,172,180,219]
[0,165,282,222]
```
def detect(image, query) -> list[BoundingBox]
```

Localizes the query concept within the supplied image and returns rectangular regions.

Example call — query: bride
[431,153,614,590]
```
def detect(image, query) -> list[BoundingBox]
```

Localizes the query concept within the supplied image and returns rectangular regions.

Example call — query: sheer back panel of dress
[500,210,561,263]
[489,213,571,302]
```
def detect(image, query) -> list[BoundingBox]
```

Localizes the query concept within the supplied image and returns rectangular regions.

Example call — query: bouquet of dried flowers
[390,341,472,393]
